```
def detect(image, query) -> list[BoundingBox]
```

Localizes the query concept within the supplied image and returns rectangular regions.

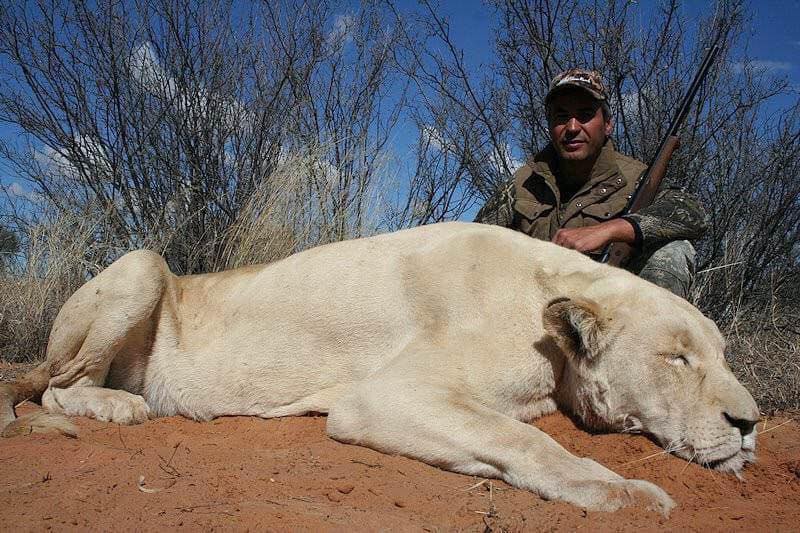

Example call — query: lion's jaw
[544,290,760,476]
[559,356,758,475]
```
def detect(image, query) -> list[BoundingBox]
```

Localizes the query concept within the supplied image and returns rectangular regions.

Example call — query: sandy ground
[0,397,797,532]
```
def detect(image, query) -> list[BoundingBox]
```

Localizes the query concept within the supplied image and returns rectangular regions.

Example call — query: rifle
[600,42,721,267]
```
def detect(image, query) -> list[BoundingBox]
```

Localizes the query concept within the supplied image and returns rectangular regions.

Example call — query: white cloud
[35,137,110,179]
[5,181,41,202]
[128,42,251,133]
[129,42,178,99]
[327,14,355,50]
[7,181,26,196]
[35,144,73,175]
[420,124,523,174]
[730,60,793,74]
[420,124,448,152]
[489,143,524,175]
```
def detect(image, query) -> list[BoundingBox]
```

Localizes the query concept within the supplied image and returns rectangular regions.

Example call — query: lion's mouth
[676,446,756,476]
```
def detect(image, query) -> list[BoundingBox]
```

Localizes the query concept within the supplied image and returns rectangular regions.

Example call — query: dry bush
[693,255,800,414]
[0,0,404,275]
[0,212,108,362]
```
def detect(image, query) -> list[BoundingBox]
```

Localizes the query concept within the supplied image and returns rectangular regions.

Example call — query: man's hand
[552,218,636,253]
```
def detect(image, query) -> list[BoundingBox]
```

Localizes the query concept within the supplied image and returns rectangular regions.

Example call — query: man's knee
[630,240,696,299]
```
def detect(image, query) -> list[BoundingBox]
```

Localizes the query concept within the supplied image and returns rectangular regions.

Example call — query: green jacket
[474,141,708,249]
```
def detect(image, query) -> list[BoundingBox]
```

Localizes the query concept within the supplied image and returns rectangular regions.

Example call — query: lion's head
[543,276,759,475]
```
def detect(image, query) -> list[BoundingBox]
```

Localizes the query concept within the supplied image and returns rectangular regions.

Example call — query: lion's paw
[604,479,675,517]
[567,478,675,517]
[100,391,150,424]
[43,387,151,425]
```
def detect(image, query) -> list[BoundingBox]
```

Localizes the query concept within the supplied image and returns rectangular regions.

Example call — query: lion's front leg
[327,360,675,516]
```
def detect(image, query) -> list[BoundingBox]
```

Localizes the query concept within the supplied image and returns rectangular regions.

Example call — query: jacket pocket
[581,201,625,221]
[514,197,554,221]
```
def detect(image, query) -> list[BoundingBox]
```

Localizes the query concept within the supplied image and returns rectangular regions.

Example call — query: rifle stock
[604,135,681,267]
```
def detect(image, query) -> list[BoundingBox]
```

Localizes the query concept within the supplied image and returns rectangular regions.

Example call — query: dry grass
[0,212,107,362]
[216,150,389,270]
[692,250,800,414]
[723,326,800,414]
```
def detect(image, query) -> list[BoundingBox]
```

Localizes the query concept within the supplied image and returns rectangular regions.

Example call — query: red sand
[1,402,797,531]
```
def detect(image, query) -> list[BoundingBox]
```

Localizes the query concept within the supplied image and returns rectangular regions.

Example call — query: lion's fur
[0,222,759,515]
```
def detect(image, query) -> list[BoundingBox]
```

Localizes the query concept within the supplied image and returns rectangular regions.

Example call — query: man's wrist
[603,217,637,245]
[619,216,643,247]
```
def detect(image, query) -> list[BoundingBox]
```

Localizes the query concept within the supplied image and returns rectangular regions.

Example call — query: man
[475,69,707,299]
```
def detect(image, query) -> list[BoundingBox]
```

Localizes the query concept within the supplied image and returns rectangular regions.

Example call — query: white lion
[0,222,758,516]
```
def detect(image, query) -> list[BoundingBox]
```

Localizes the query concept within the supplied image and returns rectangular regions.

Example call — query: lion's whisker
[679,450,697,476]
[621,436,691,468]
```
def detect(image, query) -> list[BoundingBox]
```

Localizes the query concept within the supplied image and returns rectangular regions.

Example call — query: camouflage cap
[545,68,609,106]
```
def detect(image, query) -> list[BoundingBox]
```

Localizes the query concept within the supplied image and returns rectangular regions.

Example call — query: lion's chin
[670,444,756,478]
[707,449,756,477]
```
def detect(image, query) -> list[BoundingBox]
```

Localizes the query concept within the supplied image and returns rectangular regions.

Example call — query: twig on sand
[350,459,382,468]
[117,425,127,450]
[620,449,670,467]
[472,481,498,532]
[759,418,795,435]
[14,397,32,409]
[157,441,182,478]
[177,502,230,511]
[137,475,176,493]
[463,479,489,491]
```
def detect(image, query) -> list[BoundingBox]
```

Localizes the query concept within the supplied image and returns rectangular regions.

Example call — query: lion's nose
[724,411,757,436]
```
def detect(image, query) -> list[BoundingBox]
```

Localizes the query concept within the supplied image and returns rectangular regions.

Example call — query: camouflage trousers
[626,240,696,300]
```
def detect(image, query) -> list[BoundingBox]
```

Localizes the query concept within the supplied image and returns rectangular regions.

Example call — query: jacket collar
[529,140,623,194]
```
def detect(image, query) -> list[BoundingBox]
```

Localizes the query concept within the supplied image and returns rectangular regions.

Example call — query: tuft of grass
[692,255,799,414]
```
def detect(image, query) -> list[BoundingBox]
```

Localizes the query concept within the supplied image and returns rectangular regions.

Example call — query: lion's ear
[542,297,608,360]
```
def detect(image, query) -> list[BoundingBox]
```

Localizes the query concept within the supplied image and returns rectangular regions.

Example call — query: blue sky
[420,0,800,83]
[2,0,799,199]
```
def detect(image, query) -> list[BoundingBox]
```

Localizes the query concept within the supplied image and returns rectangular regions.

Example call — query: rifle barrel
[599,40,721,266]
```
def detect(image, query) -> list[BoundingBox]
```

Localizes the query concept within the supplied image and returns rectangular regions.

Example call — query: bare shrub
[0,0,403,274]
[219,146,393,269]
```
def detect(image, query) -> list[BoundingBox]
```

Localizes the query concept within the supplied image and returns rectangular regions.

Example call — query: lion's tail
[0,363,77,438]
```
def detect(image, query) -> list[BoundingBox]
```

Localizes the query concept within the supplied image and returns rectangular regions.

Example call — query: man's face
[547,88,612,163]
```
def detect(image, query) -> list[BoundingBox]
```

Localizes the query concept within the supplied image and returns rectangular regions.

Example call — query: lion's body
[0,222,759,515]
[82,222,571,422]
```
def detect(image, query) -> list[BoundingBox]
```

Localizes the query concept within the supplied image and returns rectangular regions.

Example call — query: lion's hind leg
[327,350,676,516]
[2,250,167,436]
